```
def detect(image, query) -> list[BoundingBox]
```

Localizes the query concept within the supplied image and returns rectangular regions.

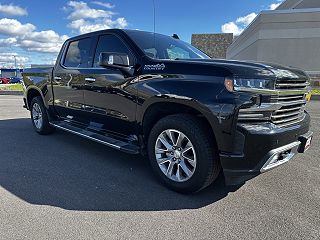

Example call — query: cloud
[221,1,283,35]
[0,37,17,47]
[0,18,35,36]
[0,18,68,53]
[221,13,257,35]
[0,3,27,16]
[65,1,127,34]
[269,1,283,10]
[0,52,29,64]
[40,57,57,65]
[236,13,257,26]
[69,17,127,34]
[221,22,243,36]
[20,30,69,53]
[67,1,114,20]
[92,1,115,9]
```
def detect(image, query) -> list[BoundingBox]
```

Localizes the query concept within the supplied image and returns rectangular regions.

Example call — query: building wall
[226,7,320,87]
[191,33,233,59]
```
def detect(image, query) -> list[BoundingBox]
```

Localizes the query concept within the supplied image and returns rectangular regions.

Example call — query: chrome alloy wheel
[155,129,197,182]
[32,103,43,129]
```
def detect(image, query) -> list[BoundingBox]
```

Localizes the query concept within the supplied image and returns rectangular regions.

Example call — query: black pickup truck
[22,29,312,193]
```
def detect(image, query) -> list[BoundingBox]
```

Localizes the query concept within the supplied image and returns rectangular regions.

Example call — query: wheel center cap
[174,150,181,159]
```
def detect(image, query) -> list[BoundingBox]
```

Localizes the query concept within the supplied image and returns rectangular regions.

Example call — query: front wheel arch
[147,114,221,193]
[140,100,218,148]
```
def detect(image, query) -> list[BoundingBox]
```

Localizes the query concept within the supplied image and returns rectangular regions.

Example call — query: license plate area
[298,134,313,153]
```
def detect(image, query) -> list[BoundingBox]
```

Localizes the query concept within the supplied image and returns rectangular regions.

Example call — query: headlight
[225,77,275,92]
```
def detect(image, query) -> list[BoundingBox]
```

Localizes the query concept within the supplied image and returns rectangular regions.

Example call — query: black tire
[30,96,55,135]
[147,114,221,193]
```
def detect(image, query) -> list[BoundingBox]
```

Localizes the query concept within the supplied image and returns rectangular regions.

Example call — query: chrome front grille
[238,77,309,128]
[270,77,308,127]
[275,79,310,89]
[269,95,305,127]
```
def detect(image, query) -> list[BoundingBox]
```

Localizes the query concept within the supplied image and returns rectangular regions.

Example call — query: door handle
[54,76,62,81]
[85,77,96,83]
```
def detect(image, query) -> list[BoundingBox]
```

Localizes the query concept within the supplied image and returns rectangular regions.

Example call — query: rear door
[52,37,94,124]
[82,34,138,138]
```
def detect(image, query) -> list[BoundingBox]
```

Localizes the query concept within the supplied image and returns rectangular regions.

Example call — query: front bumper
[220,112,312,185]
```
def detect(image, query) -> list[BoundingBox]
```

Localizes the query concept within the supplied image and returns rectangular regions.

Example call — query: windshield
[125,30,210,60]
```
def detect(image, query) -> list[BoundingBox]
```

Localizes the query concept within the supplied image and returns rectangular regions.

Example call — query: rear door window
[63,38,92,68]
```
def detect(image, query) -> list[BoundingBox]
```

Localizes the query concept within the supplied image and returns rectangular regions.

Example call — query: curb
[0,91,23,96]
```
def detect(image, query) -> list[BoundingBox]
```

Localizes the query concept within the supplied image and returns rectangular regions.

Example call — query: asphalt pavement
[0,95,319,240]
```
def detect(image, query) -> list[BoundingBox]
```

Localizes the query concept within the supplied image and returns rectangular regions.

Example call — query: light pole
[13,55,17,69]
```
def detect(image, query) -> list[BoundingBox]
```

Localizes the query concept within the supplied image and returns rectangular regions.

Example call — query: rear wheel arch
[30,96,55,135]
[26,87,46,109]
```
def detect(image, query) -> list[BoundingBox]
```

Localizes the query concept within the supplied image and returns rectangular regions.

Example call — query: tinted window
[125,30,209,60]
[93,34,133,67]
[167,46,190,59]
[64,38,92,68]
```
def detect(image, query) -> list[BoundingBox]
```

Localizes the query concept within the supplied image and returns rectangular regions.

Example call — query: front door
[82,34,138,138]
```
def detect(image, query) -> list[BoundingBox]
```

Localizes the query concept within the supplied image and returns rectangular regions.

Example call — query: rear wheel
[148,114,220,193]
[30,96,55,135]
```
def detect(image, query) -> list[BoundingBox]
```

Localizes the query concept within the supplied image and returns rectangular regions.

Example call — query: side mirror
[98,52,135,77]
[99,52,130,68]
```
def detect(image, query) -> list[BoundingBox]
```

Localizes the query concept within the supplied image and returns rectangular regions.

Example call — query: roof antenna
[153,0,156,34]
[153,0,156,51]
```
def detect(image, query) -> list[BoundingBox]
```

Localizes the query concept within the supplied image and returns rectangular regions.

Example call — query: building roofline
[276,0,304,10]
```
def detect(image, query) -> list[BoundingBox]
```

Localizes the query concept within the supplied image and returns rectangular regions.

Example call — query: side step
[50,121,140,154]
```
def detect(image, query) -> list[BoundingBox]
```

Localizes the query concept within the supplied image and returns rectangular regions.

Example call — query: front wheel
[30,96,55,135]
[148,114,220,193]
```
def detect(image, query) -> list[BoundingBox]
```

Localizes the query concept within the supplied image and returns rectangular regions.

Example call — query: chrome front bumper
[260,131,313,172]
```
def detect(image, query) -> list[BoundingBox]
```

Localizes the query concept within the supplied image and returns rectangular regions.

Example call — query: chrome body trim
[260,141,301,172]
[234,87,309,96]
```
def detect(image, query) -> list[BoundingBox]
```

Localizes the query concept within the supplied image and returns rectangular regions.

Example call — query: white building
[226,0,320,83]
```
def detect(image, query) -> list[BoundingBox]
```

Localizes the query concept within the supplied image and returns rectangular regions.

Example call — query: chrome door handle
[85,77,96,83]
[54,76,62,81]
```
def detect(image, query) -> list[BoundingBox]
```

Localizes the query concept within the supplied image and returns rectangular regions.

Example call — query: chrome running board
[50,121,140,154]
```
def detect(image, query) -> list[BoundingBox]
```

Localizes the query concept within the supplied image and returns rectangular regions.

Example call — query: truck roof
[66,29,153,42]
[67,28,171,41]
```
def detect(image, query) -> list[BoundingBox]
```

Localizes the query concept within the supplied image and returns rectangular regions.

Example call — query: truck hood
[175,58,309,81]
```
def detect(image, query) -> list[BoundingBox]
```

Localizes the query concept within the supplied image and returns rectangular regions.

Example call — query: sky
[0,0,283,67]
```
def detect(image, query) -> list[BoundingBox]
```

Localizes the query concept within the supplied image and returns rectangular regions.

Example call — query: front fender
[134,74,257,153]
[136,95,240,153]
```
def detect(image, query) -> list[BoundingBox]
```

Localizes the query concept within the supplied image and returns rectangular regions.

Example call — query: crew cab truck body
[22,29,313,193]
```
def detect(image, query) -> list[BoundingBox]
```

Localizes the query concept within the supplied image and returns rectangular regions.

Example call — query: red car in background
[0,77,10,84]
